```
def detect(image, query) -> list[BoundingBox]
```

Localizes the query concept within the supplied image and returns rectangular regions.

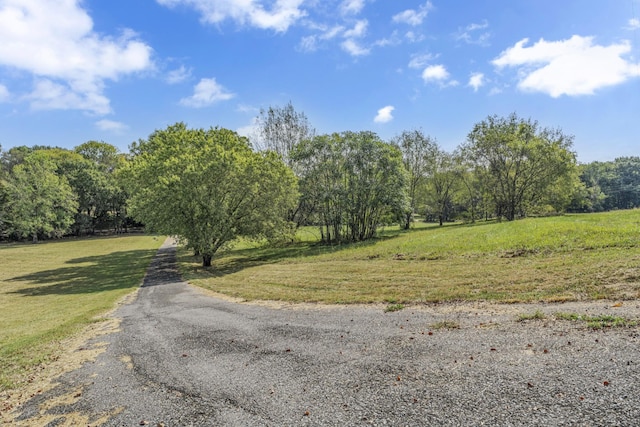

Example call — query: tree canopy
[3,151,78,242]
[392,129,438,229]
[464,113,577,220]
[125,123,298,267]
[0,111,634,244]
[292,131,407,243]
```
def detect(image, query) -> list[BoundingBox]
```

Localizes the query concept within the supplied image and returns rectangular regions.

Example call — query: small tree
[254,101,315,167]
[427,149,459,226]
[392,129,437,229]
[125,123,298,267]
[255,102,316,227]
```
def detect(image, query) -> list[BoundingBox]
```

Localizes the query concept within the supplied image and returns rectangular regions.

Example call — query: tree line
[1,105,638,267]
[0,141,130,242]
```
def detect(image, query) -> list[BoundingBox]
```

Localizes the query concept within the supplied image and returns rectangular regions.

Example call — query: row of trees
[0,141,129,242]
[1,105,638,267]
[257,107,583,232]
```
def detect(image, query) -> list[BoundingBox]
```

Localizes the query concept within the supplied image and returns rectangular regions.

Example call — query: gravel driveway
[9,238,640,426]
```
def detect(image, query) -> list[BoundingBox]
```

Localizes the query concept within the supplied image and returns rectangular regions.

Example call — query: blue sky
[0,0,639,163]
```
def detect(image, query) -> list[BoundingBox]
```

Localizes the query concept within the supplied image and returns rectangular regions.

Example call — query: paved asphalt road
[12,239,640,426]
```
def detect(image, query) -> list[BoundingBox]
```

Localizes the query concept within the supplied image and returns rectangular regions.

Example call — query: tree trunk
[404,212,412,230]
[202,254,212,267]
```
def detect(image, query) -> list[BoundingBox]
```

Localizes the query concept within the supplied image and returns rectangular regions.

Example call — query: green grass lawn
[179,210,640,304]
[0,235,163,391]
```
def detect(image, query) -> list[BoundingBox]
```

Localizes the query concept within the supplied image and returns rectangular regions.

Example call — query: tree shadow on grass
[185,232,406,278]
[6,248,160,296]
[194,221,502,278]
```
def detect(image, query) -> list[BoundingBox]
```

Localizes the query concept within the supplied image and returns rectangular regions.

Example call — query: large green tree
[465,113,577,220]
[125,123,298,267]
[292,131,407,243]
[4,151,78,242]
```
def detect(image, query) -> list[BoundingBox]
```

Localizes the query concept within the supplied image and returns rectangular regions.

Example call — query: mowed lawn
[179,210,640,304]
[0,235,163,391]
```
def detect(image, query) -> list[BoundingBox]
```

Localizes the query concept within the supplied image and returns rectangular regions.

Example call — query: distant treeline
[0,141,138,242]
[0,107,638,247]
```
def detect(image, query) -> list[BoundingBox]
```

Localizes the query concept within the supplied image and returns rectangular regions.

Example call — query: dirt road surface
[7,239,640,426]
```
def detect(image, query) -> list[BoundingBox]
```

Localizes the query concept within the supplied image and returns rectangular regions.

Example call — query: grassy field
[179,210,640,304]
[0,235,163,391]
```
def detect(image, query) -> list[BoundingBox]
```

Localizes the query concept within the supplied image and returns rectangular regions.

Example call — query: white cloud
[340,0,365,16]
[180,78,235,107]
[422,65,448,81]
[236,117,260,140]
[374,31,401,47]
[27,79,111,113]
[166,65,192,84]
[322,25,345,40]
[408,53,435,69]
[421,65,458,87]
[405,31,425,43]
[0,0,153,115]
[300,19,373,56]
[236,104,258,114]
[468,72,485,92]
[341,39,370,56]
[343,19,368,38]
[339,20,370,56]
[493,35,640,97]
[392,1,432,26]
[374,105,394,123]
[156,0,306,33]
[96,119,128,133]
[0,84,9,102]
[455,20,491,46]
[627,18,640,30]
[297,35,317,52]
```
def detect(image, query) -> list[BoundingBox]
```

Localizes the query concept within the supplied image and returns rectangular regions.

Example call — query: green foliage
[254,102,316,227]
[465,113,577,220]
[292,131,408,243]
[391,129,438,229]
[3,151,78,241]
[0,143,128,240]
[125,122,298,267]
[75,140,120,172]
[578,157,640,212]
[426,148,460,225]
